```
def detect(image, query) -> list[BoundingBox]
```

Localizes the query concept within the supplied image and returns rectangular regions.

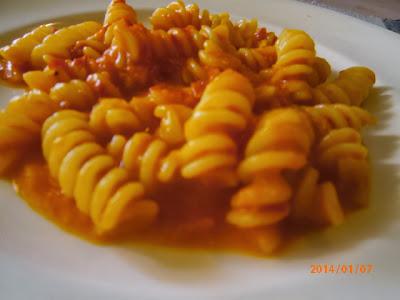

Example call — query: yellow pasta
[181,57,210,83]
[0,0,379,255]
[42,110,158,233]
[0,90,59,174]
[73,29,107,59]
[23,55,97,84]
[237,46,277,72]
[317,128,368,173]
[312,67,376,106]
[0,24,56,67]
[314,182,345,226]
[227,108,315,228]
[106,134,128,160]
[86,72,123,98]
[89,98,150,138]
[154,104,193,146]
[301,104,376,136]
[255,30,331,106]
[229,19,260,48]
[120,132,181,190]
[181,69,255,186]
[49,80,97,111]
[273,29,319,85]
[109,21,150,65]
[149,25,207,60]
[151,1,211,30]
[31,21,102,68]
[104,0,137,26]
[199,25,242,70]
[291,167,344,226]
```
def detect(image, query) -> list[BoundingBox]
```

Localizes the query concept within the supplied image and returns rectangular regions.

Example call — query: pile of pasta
[0,0,376,254]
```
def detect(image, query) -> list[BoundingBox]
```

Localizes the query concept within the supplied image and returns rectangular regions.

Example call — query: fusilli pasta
[227,108,315,228]
[151,1,211,30]
[0,0,379,255]
[291,166,344,226]
[120,132,181,190]
[0,24,56,67]
[154,104,193,146]
[0,90,58,174]
[42,110,158,233]
[31,21,102,68]
[181,69,255,186]
[317,128,368,173]
[312,67,375,106]
[301,104,376,136]
[105,0,137,26]
[89,98,152,137]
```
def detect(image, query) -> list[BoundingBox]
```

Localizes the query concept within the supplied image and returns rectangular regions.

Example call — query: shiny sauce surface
[13,154,285,256]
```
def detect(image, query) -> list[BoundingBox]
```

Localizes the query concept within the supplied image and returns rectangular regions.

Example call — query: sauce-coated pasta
[0,0,377,256]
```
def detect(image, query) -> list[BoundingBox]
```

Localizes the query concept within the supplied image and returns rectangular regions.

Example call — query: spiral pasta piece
[317,128,368,173]
[109,22,151,65]
[72,28,107,59]
[229,19,259,49]
[272,29,319,85]
[312,67,376,106]
[316,129,371,208]
[181,57,210,84]
[237,46,277,72]
[0,90,59,174]
[109,21,227,65]
[181,70,255,186]
[25,68,123,99]
[255,29,330,104]
[255,56,331,107]
[291,166,344,225]
[119,132,181,190]
[227,108,315,228]
[104,0,137,26]
[0,90,58,148]
[317,130,371,209]
[86,72,123,98]
[42,110,158,233]
[0,24,56,67]
[199,25,242,70]
[23,69,60,92]
[23,71,114,110]
[151,1,211,30]
[31,21,102,68]
[301,104,376,136]
[48,80,97,111]
[149,25,207,60]
[23,53,101,87]
[154,104,193,145]
[90,98,152,138]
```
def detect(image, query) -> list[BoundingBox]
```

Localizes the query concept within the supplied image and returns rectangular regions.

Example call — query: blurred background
[300,0,400,33]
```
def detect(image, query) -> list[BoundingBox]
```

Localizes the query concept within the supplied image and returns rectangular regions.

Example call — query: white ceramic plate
[1,1,400,299]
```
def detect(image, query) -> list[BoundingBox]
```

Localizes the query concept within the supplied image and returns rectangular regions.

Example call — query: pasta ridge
[180,69,255,186]
[42,110,158,233]
[301,103,376,136]
[0,90,59,174]
[312,66,376,106]
[227,108,315,228]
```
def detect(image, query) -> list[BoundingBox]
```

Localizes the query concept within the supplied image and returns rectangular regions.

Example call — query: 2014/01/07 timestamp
[310,264,374,274]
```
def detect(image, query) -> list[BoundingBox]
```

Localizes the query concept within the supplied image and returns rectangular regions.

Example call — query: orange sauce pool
[12,154,287,256]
